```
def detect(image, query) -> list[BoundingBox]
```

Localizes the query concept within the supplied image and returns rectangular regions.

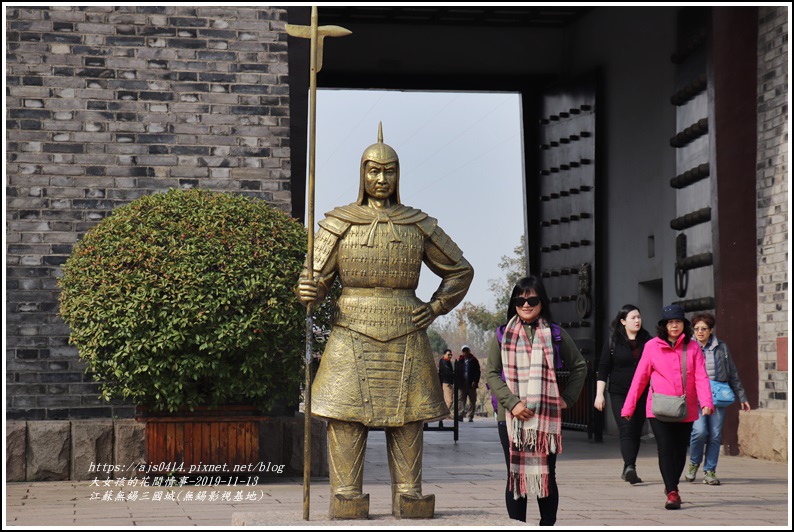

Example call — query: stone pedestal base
[737,410,787,461]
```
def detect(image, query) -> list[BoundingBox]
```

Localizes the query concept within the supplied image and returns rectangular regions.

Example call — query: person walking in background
[594,304,653,484]
[457,345,480,422]
[454,351,465,420]
[621,304,713,510]
[486,275,587,525]
[438,349,455,427]
[685,312,751,485]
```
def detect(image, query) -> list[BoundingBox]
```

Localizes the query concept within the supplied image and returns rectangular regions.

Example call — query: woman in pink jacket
[621,304,713,510]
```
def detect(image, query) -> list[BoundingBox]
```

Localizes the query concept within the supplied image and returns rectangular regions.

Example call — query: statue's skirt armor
[311,318,448,427]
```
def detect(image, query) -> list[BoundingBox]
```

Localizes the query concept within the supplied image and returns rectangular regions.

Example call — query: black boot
[624,465,641,484]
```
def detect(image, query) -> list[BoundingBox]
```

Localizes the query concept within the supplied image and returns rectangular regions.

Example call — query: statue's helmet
[357,122,400,205]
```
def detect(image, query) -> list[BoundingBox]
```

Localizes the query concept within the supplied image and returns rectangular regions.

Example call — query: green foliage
[434,235,527,360]
[457,301,502,333]
[487,234,527,313]
[58,188,311,413]
[426,328,448,355]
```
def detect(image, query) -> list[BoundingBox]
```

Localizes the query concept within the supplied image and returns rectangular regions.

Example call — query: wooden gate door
[534,76,600,434]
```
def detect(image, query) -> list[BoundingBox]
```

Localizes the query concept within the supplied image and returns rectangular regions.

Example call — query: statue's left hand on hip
[412,300,442,329]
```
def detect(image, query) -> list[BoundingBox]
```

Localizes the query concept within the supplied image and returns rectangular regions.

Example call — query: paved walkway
[5,417,790,527]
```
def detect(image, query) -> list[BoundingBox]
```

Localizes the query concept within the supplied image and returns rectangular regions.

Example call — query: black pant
[648,418,693,494]
[609,389,648,470]
[498,422,558,526]
[458,386,477,420]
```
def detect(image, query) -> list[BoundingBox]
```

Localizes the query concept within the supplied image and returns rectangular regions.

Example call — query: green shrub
[58,188,311,413]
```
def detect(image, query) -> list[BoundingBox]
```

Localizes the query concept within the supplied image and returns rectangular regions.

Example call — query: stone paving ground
[5,416,791,528]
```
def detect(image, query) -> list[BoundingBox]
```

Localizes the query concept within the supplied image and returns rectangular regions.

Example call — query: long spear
[285,7,350,521]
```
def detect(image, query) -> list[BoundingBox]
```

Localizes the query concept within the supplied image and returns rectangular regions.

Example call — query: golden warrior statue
[298,124,474,519]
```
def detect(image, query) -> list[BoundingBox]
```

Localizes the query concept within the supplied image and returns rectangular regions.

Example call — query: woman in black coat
[594,304,652,484]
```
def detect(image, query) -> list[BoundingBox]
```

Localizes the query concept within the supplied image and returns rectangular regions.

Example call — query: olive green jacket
[486,323,587,422]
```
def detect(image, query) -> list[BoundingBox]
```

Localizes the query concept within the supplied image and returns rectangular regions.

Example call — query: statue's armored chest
[337,223,424,287]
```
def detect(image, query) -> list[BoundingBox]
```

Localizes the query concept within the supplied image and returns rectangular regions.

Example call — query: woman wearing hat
[620,304,713,510]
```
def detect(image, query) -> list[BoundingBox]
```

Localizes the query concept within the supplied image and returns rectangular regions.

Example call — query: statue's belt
[341,287,417,298]
[335,288,423,341]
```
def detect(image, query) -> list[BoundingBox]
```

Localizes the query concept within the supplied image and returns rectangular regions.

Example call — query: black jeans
[609,389,648,470]
[648,418,694,494]
[498,422,558,525]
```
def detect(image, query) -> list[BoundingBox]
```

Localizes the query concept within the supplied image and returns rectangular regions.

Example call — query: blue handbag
[710,379,735,407]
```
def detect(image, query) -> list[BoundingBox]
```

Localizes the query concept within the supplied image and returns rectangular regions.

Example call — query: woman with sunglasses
[486,275,587,525]
[685,312,751,486]
[594,304,653,484]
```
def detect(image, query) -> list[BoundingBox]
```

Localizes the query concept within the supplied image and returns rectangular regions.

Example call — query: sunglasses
[513,296,541,307]
[693,327,711,332]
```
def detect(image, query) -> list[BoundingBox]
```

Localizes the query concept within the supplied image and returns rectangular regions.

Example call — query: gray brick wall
[756,6,788,409]
[6,6,292,420]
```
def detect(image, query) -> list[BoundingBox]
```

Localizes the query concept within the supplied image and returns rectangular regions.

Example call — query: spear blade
[285,24,352,39]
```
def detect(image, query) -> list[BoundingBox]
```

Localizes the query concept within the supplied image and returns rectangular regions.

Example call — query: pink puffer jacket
[620,335,713,422]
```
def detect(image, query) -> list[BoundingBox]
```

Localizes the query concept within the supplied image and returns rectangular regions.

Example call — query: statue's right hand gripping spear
[285,7,350,522]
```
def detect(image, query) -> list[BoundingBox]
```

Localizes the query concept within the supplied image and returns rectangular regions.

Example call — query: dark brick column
[755,6,789,410]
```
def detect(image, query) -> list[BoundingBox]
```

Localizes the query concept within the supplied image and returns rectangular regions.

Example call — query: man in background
[438,349,454,427]
[456,345,480,422]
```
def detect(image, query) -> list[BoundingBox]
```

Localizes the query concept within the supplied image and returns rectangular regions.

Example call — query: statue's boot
[327,420,369,520]
[330,493,370,520]
[386,421,435,519]
[393,492,435,519]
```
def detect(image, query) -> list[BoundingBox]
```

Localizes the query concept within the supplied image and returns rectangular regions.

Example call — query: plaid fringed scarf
[501,314,563,499]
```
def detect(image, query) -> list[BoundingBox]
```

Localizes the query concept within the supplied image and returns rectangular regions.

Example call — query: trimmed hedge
[59,189,310,413]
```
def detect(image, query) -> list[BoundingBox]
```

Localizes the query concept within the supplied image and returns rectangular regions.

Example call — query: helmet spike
[378,121,383,144]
